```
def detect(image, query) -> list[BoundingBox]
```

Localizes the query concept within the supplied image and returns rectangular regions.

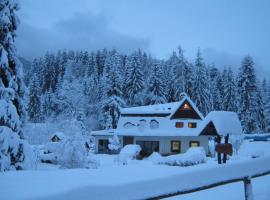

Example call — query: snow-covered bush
[115,144,141,165]
[86,154,100,169]
[59,133,87,169]
[146,152,163,164]
[41,141,64,164]
[158,147,206,167]
[108,135,121,153]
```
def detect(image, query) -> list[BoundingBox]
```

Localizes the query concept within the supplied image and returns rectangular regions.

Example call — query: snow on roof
[51,132,65,140]
[121,93,204,119]
[199,111,242,136]
[121,102,178,114]
[92,111,242,137]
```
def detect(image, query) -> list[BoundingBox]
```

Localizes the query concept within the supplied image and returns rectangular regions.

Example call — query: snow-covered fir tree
[95,49,107,79]
[192,49,211,116]
[0,0,33,171]
[256,80,266,132]
[123,51,144,106]
[101,60,126,129]
[223,67,237,112]
[265,100,270,133]
[165,51,179,102]
[209,66,223,110]
[237,56,258,133]
[262,79,270,132]
[176,47,193,99]
[144,62,166,105]
[28,73,42,122]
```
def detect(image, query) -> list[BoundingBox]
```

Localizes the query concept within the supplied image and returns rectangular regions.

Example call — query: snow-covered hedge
[115,144,141,165]
[149,147,206,167]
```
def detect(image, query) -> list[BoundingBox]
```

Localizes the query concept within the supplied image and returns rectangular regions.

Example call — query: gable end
[200,121,219,136]
[170,100,202,119]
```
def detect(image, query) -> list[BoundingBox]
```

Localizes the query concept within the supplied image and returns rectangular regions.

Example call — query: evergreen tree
[101,62,126,129]
[123,51,144,105]
[237,56,258,133]
[176,47,193,99]
[41,87,55,119]
[0,0,32,171]
[209,66,223,110]
[265,100,270,133]
[95,49,107,79]
[182,62,194,98]
[144,63,166,105]
[165,51,179,102]
[256,80,266,132]
[192,49,211,116]
[28,73,42,122]
[262,79,270,132]
[223,67,237,112]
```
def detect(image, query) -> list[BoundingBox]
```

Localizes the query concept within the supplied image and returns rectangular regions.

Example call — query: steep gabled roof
[199,111,242,136]
[169,96,204,120]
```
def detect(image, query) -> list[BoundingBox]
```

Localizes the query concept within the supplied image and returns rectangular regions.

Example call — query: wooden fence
[148,170,270,200]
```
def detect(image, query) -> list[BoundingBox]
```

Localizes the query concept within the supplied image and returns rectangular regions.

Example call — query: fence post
[216,136,222,164]
[243,177,253,200]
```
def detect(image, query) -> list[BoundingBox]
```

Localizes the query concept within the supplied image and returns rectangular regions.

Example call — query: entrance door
[123,136,134,146]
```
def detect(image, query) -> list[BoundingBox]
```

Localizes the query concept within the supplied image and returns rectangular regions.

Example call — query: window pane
[171,141,181,153]
[183,103,191,109]
[189,141,200,147]
[188,122,197,128]
[175,122,184,128]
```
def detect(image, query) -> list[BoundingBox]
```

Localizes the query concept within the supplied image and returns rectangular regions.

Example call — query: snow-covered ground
[0,141,270,200]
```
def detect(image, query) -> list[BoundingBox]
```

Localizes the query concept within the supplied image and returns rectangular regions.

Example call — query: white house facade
[92,94,242,157]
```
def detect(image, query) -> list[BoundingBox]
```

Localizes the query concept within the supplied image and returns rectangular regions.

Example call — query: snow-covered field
[0,141,270,200]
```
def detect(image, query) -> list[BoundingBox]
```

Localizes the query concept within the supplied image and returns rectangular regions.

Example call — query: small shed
[199,111,242,136]
[50,132,65,142]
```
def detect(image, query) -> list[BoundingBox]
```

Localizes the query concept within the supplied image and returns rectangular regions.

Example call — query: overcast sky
[17,0,270,77]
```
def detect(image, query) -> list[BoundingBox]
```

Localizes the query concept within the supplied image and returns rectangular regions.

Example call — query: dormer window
[175,122,184,128]
[183,103,191,110]
[188,122,197,128]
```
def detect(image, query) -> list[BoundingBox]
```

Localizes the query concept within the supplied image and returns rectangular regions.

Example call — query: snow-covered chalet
[92,93,242,157]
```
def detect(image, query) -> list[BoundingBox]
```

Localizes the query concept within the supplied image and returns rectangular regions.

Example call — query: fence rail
[148,170,270,200]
